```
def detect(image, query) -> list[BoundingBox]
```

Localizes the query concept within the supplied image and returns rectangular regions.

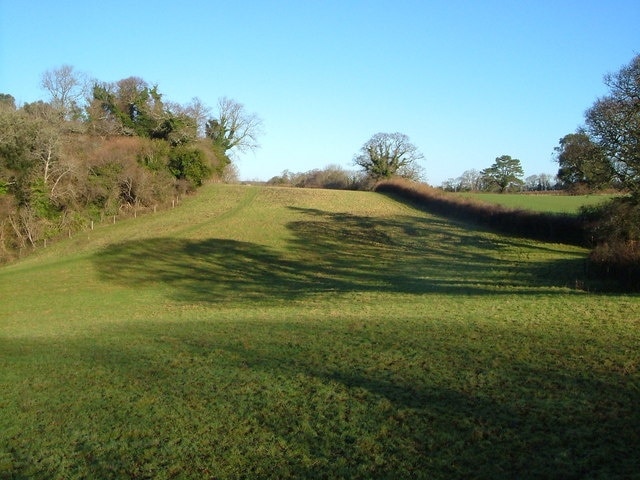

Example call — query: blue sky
[1,1,638,185]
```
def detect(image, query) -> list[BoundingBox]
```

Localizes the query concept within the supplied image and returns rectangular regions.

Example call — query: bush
[580,197,640,290]
[588,241,640,291]
[168,147,212,189]
[266,166,366,190]
[580,197,640,244]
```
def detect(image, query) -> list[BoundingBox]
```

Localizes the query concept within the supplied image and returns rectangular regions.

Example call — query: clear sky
[1,1,638,185]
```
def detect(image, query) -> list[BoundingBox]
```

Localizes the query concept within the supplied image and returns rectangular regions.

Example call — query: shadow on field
[93,206,588,302]
[216,333,639,478]
[4,318,636,478]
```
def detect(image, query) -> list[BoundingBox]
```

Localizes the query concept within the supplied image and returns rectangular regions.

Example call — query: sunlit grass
[1,184,638,479]
[453,191,613,214]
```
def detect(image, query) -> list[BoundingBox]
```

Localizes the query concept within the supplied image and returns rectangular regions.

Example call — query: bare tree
[183,97,211,138]
[40,65,87,120]
[21,102,71,193]
[585,54,640,196]
[206,97,263,154]
[458,169,483,191]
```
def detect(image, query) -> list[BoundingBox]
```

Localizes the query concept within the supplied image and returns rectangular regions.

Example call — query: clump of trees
[267,165,367,190]
[570,54,640,289]
[0,65,262,261]
[442,156,553,193]
[554,131,614,192]
[524,173,556,192]
[441,169,484,192]
[555,54,639,197]
[584,55,640,196]
[270,132,425,190]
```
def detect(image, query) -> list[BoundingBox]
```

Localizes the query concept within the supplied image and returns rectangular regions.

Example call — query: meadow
[1,184,638,479]
[452,191,614,214]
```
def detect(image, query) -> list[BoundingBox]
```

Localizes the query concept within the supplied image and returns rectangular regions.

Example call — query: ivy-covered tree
[89,77,161,137]
[206,97,263,154]
[354,132,424,181]
[168,147,212,188]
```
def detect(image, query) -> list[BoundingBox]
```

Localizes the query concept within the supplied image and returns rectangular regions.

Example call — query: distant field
[1,184,638,479]
[453,192,614,214]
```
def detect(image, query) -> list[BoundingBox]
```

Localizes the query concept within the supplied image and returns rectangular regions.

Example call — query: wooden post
[113,215,116,224]
[91,220,94,230]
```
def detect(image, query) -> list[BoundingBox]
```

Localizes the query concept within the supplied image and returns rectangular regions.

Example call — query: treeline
[266,165,370,190]
[0,66,259,261]
[442,168,559,193]
[435,54,640,290]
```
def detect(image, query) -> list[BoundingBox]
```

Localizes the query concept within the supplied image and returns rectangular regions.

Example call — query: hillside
[1,184,639,479]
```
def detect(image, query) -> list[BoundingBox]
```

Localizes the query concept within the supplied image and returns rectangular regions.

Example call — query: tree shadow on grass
[4,319,636,479]
[222,336,639,479]
[92,206,589,303]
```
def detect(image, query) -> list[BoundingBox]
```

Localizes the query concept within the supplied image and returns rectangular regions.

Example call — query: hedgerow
[375,178,640,291]
[374,179,586,246]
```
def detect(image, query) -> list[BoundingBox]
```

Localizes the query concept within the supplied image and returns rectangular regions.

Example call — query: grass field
[452,192,614,214]
[1,184,639,479]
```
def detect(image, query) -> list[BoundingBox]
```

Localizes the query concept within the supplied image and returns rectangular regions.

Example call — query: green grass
[1,184,639,479]
[453,192,614,214]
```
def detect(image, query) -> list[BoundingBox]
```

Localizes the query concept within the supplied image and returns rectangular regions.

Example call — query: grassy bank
[1,184,638,479]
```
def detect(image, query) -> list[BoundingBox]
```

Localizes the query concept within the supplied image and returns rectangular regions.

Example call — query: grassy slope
[1,184,638,479]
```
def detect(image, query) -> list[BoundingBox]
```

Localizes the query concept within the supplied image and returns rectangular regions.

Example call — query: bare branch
[207,97,264,154]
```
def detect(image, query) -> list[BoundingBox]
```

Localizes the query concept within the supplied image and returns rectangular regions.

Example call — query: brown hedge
[374,179,587,246]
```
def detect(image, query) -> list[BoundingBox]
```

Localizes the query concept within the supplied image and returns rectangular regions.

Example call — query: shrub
[168,147,212,189]
[588,240,640,291]
[580,197,640,244]
[580,197,640,290]
[266,166,366,190]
